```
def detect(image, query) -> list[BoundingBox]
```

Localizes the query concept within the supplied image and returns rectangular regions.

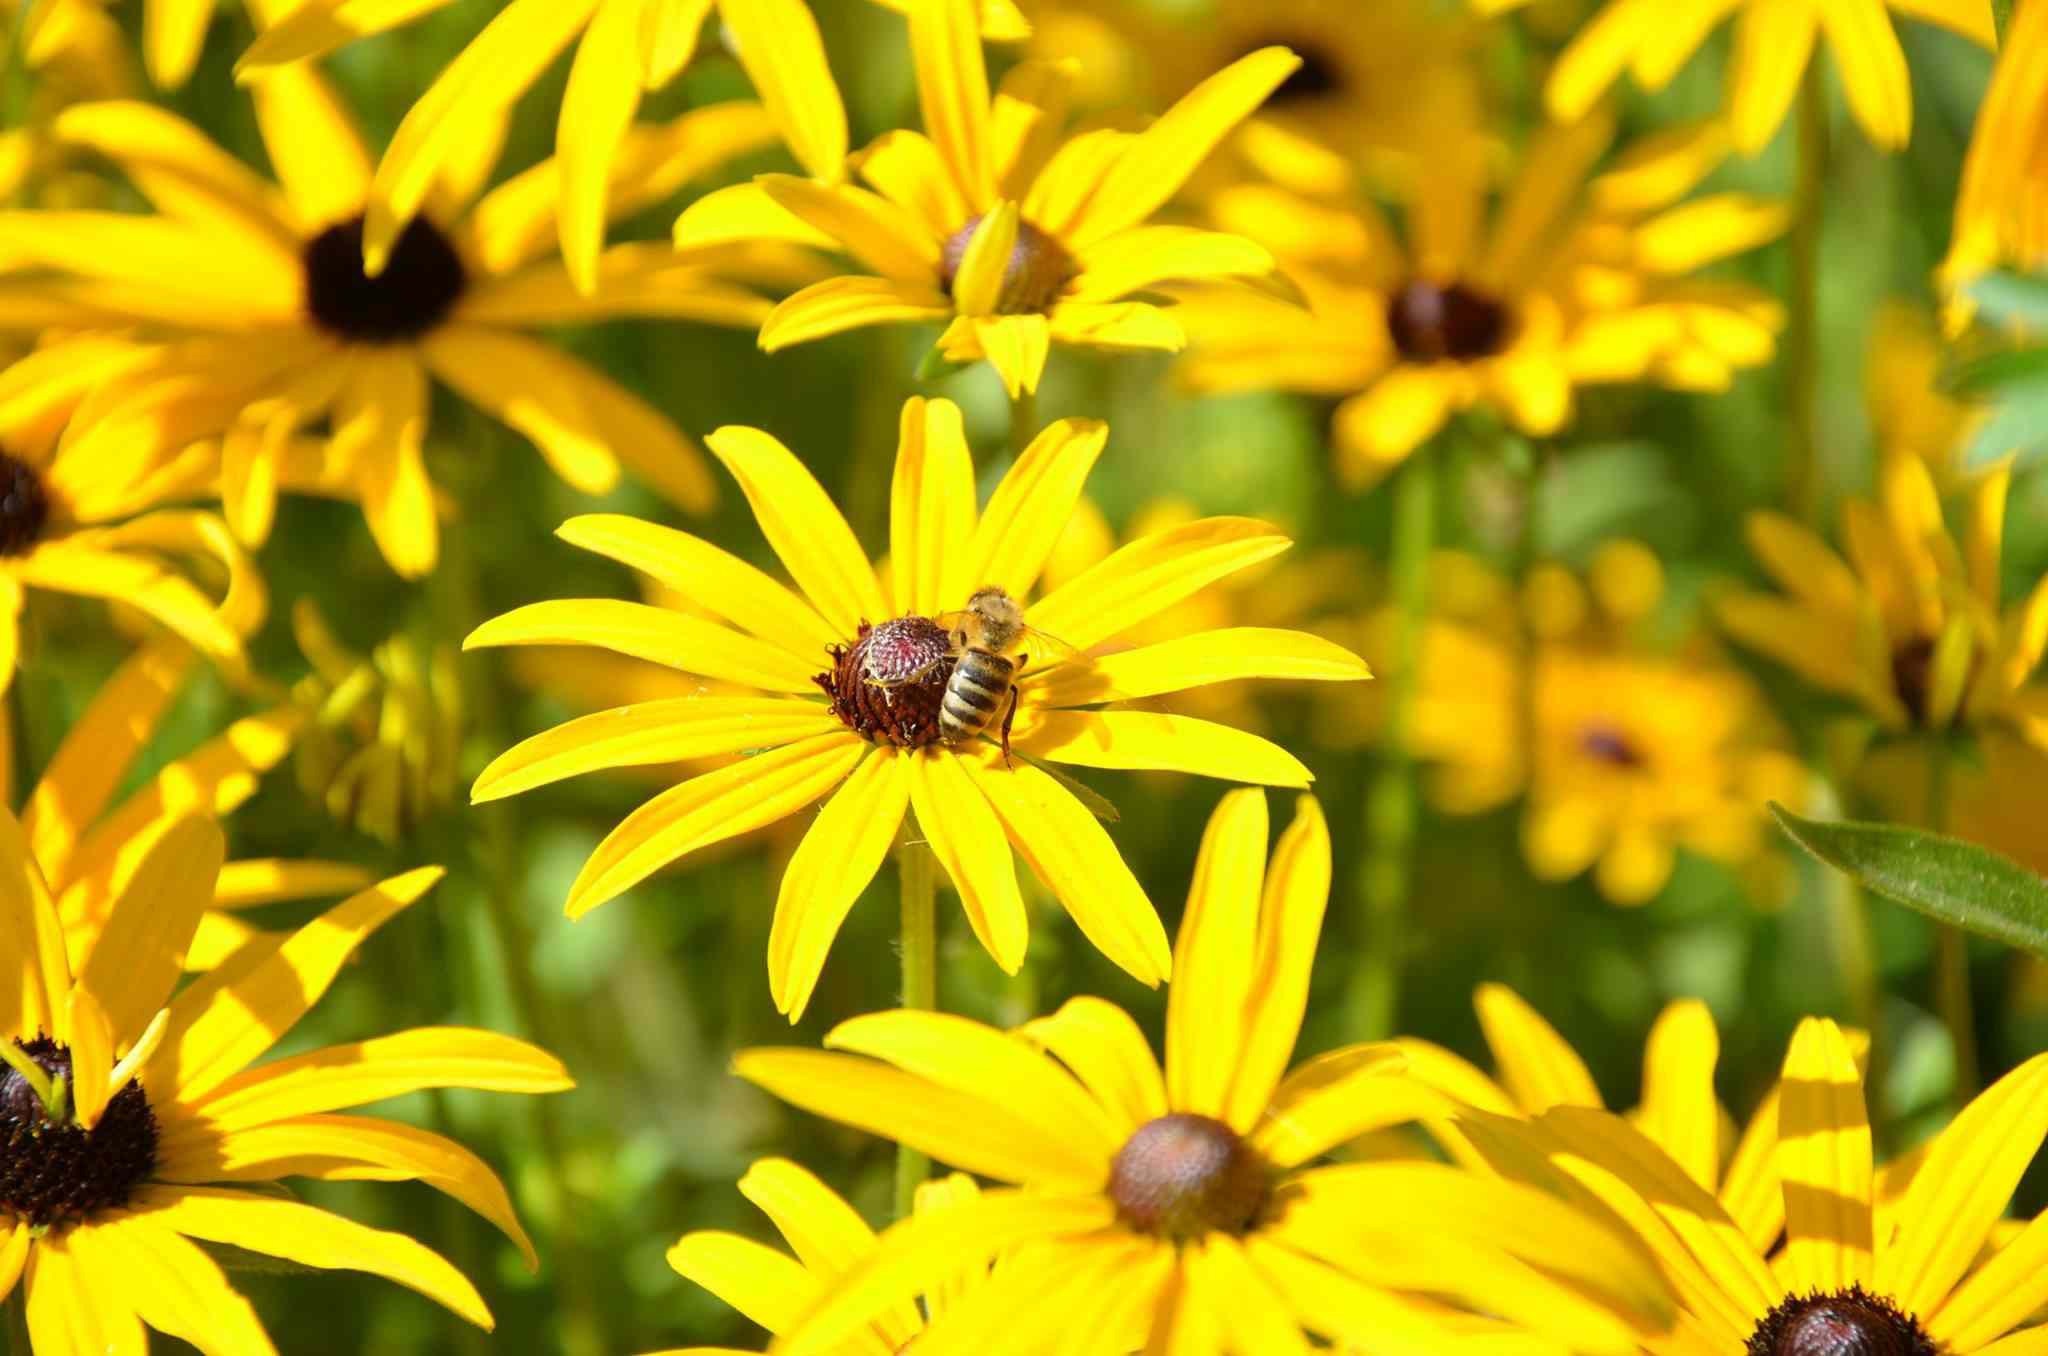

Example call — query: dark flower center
[0,454,49,558]
[1243,36,1344,104]
[1748,1287,1936,1356]
[815,617,955,749]
[1386,279,1511,363]
[939,215,1077,315]
[1108,1113,1271,1240]
[1,1037,158,1228]
[303,213,467,344]
[1578,724,1647,769]
[1890,636,1941,728]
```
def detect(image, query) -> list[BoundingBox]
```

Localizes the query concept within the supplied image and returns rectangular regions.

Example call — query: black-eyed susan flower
[0,343,256,697]
[233,0,847,293]
[290,600,462,845]
[1480,1017,2048,1356]
[0,804,572,1347]
[0,0,134,211]
[1399,984,1790,1256]
[1019,0,1486,192]
[655,1158,999,1356]
[1176,114,1788,487]
[466,397,1369,1019]
[1717,451,2048,747]
[735,792,1676,1355]
[738,0,1302,398]
[1485,0,1993,154]
[0,71,795,576]
[1945,0,2048,299]
[1367,544,1804,904]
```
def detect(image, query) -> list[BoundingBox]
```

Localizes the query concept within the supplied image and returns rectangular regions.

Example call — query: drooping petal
[767,750,909,1021]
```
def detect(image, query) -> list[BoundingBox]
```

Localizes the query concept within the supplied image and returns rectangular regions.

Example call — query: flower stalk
[1785,61,1829,525]
[895,833,939,1217]
[1351,448,1437,1039]
[1927,741,1978,1098]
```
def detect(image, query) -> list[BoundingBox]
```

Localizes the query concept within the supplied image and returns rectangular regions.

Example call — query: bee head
[965,586,1026,652]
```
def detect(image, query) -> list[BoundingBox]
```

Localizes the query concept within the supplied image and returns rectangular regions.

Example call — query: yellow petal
[473,698,840,804]
[0,805,70,1041]
[1547,0,1677,121]
[463,599,820,694]
[1069,226,1275,302]
[557,514,841,657]
[132,1185,492,1328]
[67,987,114,1130]
[760,175,942,284]
[971,314,1050,398]
[418,327,626,495]
[950,201,1018,318]
[25,1228,147,1356]
[907,752,1027,975]
[1025,628,1368,709]
[958,758,1171,985]
[1728,0,1821,154]
[557,0,646,294]
[767,750,908,1020]
[722,0,848,180]
[249,67,373,232]
[759,276,954,350]
[674,180,839,251]
[566,733,864,918]
[857,129,971,236]
[66,1210,272,1355]
[665,1231,822,1337]
[1069,47,1302,248]
[1027,516,1289,652]
[1776,1016,1875,1293]
[1223,795,1332,1129]
[1636,999,1722,1193]
[1245,1238,1457,1356]
[1251,1047,1450,1168]
[732,1048,1106,1186]
[237,0,456,73]
[77,815,223,1048]
[737,1157,878,1276]
[890,396,977,617]
[703,424,888,638]
[1722,1086,1786,1254]
[1818,0,1911,150]
[1020,710,1313,787]
[147,867,443,1103]
[1016,996,1166,1137]
[1476,983,1603,1114]
[827,1009,1120,1164]
[176,1027,570,1130]
[1166,788,1269,1118]
[965,417,1106,601]
[909,0,996,210]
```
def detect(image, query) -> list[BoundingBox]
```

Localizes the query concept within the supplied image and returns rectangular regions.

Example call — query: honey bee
[935,586,1073,763]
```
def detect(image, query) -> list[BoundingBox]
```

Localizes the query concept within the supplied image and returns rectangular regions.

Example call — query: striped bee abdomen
[940,650,1016,741]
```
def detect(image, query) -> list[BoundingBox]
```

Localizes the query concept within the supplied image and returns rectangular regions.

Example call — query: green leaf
[1966,270,2048,330]
[1945,344,2048,399]
[1961,373,2048,470]
[1771,803,2048,955]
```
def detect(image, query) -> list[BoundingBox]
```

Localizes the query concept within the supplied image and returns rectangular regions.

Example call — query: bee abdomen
[940,651,1014,739]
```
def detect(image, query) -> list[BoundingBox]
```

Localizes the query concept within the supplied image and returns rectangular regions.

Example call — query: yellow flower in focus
[0,807,572,1346]
[1946,0,2048,295]
[1486,0,1993,154]
[1716,451,2048,744]
[291,600,462,845]
[467,397,1370,1019]
[1018,0,1487,193]
[1368,544,1803,904]
[656,1159,999,1356]
[1177,114,1788,487]
[0,72,793,577]
[1401,984,1792,1258]
[725,0,1302,398]
[1483,1017,2048,1356]
[737,792,1674,1356]
[0,345,257,696]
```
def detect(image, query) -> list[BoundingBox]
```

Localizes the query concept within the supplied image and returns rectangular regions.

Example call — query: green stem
[1010,387,1039,459]
[894,836,938,1218]
[1926,743,1978,1098]
[5,1290,26,1354]
[1785,60,1829,526]
[1349,450,1437,1041]
[2,1,35,136]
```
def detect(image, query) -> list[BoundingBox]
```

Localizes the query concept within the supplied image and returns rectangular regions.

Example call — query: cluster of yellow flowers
[0,0,2045,1352]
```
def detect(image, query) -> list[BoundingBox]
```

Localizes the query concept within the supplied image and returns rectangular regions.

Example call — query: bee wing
[1018,623,1084,670]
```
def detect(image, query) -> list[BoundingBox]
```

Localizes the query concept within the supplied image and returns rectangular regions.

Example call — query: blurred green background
[20,0,2048,1351]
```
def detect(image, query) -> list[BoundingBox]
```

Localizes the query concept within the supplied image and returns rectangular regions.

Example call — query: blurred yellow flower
[1018,0,1487,192]
[1946,0,2048,294]
[1177,114,1788,487]
[0,72,794,576]
[1401,984,1790,1257]
[0,807,572,1346]
[1367,544,1803,904]
[737,792,1674,1356]
[289,599,462,845]
[467,397,1369,1019]
[1868,302,1984,481]
[728,0,1301,398]
[1717,451,2048,744]
[0,344,256,696]
[0,0,134,209]
[1482,1017,2048,1356]
[1486,0,1993,154]
[657,1159,998,1356]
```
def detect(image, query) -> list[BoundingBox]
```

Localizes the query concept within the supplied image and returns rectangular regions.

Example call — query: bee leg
[999,685,1020,769]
